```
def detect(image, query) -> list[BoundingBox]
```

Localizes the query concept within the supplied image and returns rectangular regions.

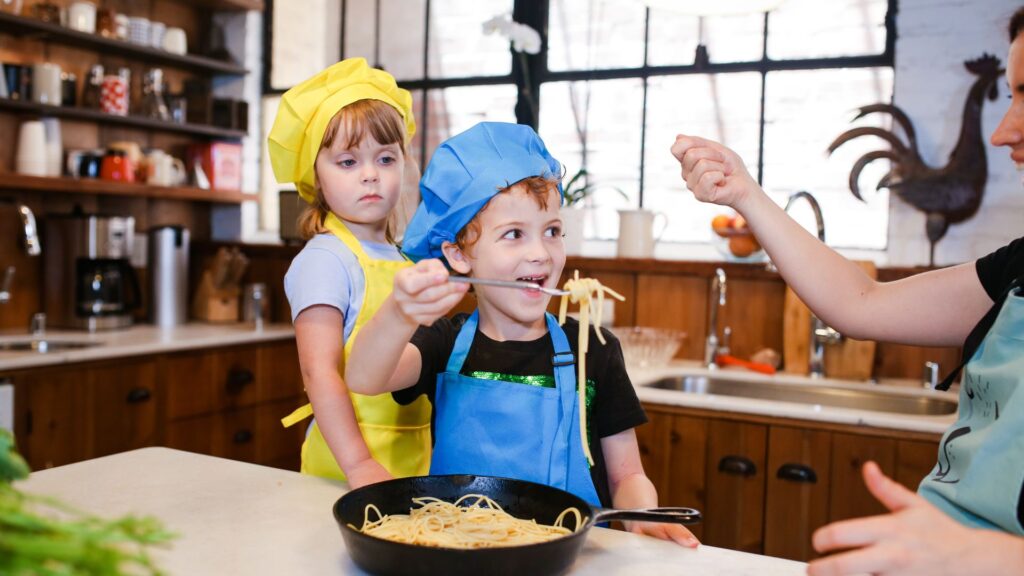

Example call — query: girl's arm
[602,429,699,547]
[345,258,468,395]
[670,135,993,347]
[294,305,390,488]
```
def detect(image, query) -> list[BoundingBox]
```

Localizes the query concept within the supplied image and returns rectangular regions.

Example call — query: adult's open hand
[808,461,1024,576]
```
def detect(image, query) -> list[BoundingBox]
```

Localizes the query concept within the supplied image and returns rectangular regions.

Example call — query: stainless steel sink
[648,375,958,416]
[0,339,101,353]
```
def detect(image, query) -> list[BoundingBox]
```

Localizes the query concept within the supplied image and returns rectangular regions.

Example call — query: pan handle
[592,507,702,525]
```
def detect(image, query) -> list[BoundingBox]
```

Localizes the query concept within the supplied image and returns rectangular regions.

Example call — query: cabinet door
[664,415,708,541]
[896,439,938,490]
[216,346,262,410]
[829,433,895,522]
[86,359,158,457]
[635,408,673,498]
[257,398,305,470]
[704,420,767,553]
[13,369,85,470]
[764,426,831,561]
[162,351,217,419]
[259,340,304,402]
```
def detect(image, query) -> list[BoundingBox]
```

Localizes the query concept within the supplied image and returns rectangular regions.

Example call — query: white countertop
[18,448,807,576]
[0,323,295,371]
[629,361,958,436]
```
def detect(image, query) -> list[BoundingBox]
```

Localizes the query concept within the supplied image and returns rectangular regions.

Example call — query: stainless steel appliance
[43,213,140,331]
[149,225,189,328]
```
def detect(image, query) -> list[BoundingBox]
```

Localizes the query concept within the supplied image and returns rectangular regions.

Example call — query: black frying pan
[333,475,701,576]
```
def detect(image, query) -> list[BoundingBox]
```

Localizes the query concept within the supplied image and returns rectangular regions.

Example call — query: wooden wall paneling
[829,433,896,522]
[664,414,708,541]
[703,419,768,553]
[874,342,962,381]
[719,278,785,361]
[635,274,708,360]
[763,426,832,561]
[0,204,42,330]
[895,439,939,490]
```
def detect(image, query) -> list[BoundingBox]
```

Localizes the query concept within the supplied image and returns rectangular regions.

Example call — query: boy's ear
[441,241,471,275]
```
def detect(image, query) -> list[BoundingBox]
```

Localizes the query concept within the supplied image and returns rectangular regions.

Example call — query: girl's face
[447,184,566,329]
[315,132,405,230]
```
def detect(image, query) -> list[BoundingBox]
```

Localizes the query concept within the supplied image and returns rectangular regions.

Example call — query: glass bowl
[613,326,686,369]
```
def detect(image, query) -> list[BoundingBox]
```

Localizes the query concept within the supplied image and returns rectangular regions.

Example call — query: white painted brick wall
[890,0,1023,265]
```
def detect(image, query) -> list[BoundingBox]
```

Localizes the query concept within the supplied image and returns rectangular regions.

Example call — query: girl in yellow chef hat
[269,58,431,487]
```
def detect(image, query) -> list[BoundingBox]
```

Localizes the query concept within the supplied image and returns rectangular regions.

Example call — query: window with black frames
[264,0,896,249]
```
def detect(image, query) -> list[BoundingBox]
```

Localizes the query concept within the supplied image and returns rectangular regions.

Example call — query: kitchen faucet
[0,203,42,308]
[705,267,728,369]
[778,191,842,378]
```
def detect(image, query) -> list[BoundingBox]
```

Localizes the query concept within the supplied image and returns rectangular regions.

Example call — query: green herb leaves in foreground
[0,430,175,575]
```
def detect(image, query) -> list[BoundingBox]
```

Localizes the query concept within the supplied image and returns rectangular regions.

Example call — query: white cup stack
[16,120,48,176]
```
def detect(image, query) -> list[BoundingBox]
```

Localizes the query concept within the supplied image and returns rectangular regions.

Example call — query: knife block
[192,269,239,322]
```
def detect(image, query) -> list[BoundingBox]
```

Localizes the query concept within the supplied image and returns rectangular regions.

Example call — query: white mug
[67,1,96,34]
[16,120,47,176]
[616,209,668,259]
[31,62,62,105]
[147,151,186,186]
[163,27,187,55]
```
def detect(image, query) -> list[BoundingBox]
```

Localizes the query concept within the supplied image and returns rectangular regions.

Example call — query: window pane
[422,85,518,164]
[768,0,888,60]
[548,0,645,71]
[427,0,514,78]
[539,79,644,240]
[643,73,763,243]
[762,68,894,249]
[648,11,764,66]
[379,0,426,80]
[273,0,341,89]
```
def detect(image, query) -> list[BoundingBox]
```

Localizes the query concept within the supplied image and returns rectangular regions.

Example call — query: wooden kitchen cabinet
[637,402,941,562]
[7,338,305,472]
[703,419,768,554]
[763,426,831,560]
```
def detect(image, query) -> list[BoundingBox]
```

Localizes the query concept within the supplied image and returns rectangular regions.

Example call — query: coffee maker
[43,212,140,331]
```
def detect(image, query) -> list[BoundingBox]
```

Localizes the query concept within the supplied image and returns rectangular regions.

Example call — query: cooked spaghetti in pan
[352,494,585,549]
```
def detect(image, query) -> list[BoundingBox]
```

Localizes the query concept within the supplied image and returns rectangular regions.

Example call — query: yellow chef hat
[267,57,416,204]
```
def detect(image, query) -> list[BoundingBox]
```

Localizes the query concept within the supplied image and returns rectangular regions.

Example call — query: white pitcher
[616,209,667,259]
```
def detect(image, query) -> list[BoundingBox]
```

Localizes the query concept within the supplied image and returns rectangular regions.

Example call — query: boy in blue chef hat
[347,122,698,546]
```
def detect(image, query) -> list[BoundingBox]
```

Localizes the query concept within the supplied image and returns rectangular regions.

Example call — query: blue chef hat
[402,122,563,262]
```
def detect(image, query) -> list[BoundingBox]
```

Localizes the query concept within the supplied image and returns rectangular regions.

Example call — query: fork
[448,276,569,296]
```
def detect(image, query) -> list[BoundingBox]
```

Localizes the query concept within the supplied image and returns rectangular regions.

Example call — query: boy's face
[448,184,566,326]
[315,134,404,227]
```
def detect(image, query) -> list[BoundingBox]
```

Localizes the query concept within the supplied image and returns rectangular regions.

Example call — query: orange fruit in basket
[711,214,732,237]
[729,234,759,257]
[731,214,748,231]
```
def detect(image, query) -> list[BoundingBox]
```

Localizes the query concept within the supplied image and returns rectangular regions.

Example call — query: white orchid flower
[483,13,542,55]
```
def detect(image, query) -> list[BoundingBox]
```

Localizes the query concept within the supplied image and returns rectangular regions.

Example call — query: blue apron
[429,310,602,506]
[918,280,1024,534]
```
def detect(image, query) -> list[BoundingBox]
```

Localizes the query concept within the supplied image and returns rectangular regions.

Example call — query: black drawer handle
[777,463,818,484]
[225,368,255,395]
[233,429,254,444]
[125,387,152,404]
[718,455,757,477]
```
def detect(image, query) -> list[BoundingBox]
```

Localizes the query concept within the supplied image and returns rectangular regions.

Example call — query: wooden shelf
[0,12,248,75]
[178,0,265,10]
[0,173,257,204]
[0,98,246,139]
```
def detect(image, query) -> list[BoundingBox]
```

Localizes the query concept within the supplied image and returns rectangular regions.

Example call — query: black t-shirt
[393,314,647,507]
[962,236,1024,361]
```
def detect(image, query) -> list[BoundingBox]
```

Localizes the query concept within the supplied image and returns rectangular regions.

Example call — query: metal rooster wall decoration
[828,54,1004,265]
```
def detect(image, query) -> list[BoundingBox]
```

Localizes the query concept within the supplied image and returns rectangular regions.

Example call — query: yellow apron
[281,213,432,481]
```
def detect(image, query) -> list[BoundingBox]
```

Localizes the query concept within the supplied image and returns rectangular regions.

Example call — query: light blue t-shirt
[284,233,404,342]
